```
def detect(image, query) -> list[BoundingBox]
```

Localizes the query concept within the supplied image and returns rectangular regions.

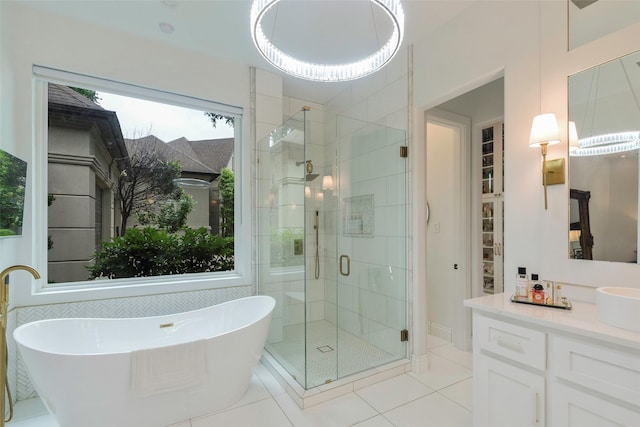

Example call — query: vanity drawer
[474,314,546,370]
[550,335,640,408]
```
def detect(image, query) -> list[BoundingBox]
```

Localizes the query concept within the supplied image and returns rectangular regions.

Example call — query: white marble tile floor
[8,337,472,427]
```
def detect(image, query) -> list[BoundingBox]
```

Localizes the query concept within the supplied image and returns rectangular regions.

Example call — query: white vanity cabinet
[475,354,545,426]
[466,294,640,427]
[473,313,546,426]
[548,335,640,426]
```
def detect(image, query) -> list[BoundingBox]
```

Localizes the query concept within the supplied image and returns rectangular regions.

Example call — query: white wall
[437,78,504,126]
[412,0,640,296]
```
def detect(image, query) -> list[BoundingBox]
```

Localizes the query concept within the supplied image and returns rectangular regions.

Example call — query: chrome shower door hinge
[400,329,409,342]
[400,146,408,158]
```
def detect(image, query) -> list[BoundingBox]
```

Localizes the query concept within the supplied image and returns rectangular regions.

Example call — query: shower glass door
[257,110,309,387]
[334,116,408,379]
[258,111,408,390]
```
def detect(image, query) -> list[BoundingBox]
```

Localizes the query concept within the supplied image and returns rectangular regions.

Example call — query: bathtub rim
[13,295,275,357]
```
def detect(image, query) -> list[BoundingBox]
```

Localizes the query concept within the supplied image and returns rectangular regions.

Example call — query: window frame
[30,66,250,303]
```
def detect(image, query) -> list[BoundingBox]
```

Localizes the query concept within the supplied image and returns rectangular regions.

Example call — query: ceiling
[19,0,477,103]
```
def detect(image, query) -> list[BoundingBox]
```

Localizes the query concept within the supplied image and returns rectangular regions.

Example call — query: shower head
[305,173,319,181]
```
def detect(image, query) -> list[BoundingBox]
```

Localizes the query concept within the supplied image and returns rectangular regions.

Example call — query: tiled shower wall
[323,47,410,356]
[10,285,252,401]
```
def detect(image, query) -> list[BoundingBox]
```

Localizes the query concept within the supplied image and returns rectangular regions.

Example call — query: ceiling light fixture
[570,58,640,157]
[570,131,640,156]
[250,0,405,82]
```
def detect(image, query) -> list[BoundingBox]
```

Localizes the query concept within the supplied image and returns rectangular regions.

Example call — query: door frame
[425,108,472,351]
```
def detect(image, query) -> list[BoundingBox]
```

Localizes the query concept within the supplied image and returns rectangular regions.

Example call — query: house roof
[125,135,217,179]
[48,84,233,180]
[49,84,105,111]
[168,137,234,174]
[48,83,129,170]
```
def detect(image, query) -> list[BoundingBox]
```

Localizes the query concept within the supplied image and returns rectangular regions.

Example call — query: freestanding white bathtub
[13,295,275,427]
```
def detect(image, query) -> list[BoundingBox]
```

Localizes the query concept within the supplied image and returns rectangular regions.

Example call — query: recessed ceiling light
[159,22,174,34]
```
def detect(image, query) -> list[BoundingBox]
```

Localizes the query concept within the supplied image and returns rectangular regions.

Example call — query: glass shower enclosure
[257,108,408,389]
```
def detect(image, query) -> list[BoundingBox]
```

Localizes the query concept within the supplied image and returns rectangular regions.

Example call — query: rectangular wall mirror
[0,149,28,238]
[568,49,640,262]
[569,0,640,50]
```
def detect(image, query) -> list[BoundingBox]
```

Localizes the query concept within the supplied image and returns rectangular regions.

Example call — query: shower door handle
[339,255,350,276]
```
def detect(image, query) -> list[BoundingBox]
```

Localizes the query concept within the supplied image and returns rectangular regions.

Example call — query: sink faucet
[0,265,40,425]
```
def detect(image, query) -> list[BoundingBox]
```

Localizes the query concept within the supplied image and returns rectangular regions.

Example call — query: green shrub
[179,228,234,273]
[88,227,233,279]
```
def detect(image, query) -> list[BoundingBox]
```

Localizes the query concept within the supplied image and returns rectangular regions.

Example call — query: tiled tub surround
[10,285,252,401]
[465,293,640,426]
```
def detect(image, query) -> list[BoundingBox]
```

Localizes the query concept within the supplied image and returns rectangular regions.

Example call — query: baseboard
[427,321,453,342]
[411,353,429,374]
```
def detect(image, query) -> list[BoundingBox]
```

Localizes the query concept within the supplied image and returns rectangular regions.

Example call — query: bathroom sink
[595,287,640,333]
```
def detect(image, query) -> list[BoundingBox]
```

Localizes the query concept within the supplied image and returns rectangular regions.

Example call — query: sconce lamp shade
[322,175,334,191]
[529,113,560,147]
[569,229,581,242]
[569,121,580,149]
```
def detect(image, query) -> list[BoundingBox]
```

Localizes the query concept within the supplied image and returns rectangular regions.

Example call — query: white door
[425,109,471,350]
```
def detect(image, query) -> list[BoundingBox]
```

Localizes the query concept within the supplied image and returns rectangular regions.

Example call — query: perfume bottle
[544,281,554,305]
[532,284,545,304]
[516,267,528,298]
[554,284,563,305]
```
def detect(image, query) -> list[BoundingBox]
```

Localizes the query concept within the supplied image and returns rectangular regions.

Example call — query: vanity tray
[510,294,572,310]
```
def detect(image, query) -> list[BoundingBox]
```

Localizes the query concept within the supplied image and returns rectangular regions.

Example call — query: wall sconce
[569,229,581,242]
[529,113,563,210]
[321,175,334,191]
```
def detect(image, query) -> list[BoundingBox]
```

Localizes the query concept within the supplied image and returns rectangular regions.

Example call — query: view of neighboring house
[125,135,234,234]
[47,84,233,283]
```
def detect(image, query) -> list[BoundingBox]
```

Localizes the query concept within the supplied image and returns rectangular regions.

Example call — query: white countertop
[464,293,640,351]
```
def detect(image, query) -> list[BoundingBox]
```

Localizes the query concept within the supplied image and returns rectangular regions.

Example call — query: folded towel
[131,340,206,397]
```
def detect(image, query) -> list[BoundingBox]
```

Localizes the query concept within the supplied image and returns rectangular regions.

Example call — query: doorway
[425,77,505,351]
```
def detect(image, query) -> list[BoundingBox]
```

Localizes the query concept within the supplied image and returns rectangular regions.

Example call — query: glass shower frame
[257,109,408,390]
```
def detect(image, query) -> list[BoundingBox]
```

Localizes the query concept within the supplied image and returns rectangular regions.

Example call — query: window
[34,67,246,292]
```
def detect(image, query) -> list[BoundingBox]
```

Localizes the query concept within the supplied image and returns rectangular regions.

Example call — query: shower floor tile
[266,320,396,388]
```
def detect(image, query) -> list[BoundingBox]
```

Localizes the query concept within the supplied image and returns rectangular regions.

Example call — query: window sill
[13,272,252,308]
